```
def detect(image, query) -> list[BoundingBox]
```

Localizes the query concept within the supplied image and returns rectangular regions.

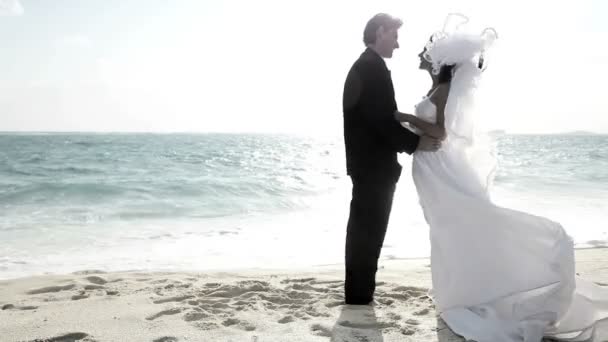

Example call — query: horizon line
[0,130,606,136]
[0,130,319,135]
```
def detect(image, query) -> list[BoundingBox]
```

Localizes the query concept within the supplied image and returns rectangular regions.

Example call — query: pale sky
[0,0,607,134]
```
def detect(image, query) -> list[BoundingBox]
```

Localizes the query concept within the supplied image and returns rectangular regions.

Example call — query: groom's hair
[363,13,403,45]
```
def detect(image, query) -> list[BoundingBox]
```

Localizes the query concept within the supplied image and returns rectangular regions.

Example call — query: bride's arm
[394,112,445,139]
[394,85,448,140]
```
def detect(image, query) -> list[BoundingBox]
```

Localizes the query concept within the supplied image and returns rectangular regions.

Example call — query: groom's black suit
[342,48,420,304]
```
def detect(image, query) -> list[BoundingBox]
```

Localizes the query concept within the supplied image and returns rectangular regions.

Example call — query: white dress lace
[405,92,608,342]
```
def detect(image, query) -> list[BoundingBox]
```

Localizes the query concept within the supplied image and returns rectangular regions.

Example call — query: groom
[342,13,440,305]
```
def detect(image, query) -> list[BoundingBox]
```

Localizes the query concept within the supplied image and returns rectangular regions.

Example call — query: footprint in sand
[27,284,76,295]
[380,321,403,330]
[203,282,221,288]
[311,280,342,285]
[325,300,343,308]
[211,302,230,310]
[83,285,105,291]
[372,285,430,306]
[85,276,108,285]
[183,311,209,322]
[152,337,178,342]
[209,281,271,298]
[164,282,192,290]
[286,291,314,301]
[222,318,240,326]
[31,332,90,342]
[289,283,329,293]
[413,307,431,316]
[400,326,417,335]
[302,307,331,318]
[385,312,402,321]
[310,323,332,337]
[391,285,428,296]
[197,298,231,305]
[381,292,412,301]
[2,304,38,310]
[376,298,394,306]
[194,322,220,330]
[146,308,182,321]
[278,315,295,324]
[222,318,256,331]
[405,318,420,326]
[71,294,89,301]
[293,311,311,321]
[262,302,278,310]
[153,295,194,304]
[242,323,258,331]
[280,278,316,284]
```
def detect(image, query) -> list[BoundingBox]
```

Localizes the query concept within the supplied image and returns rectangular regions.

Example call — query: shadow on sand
[331,304,384,342]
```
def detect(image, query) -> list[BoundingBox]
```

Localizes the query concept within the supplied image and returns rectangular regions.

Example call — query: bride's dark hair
[437,65,455,84]
[438,56,485,84]
[478,55,485,70]
[427,34,455,84]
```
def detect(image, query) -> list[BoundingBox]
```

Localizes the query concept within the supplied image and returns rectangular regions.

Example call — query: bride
[393,14,608,342]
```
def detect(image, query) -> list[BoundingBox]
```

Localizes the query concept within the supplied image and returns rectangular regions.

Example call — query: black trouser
[344,176,396,304]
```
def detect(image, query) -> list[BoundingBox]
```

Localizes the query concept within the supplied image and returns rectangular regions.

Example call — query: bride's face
[418,48,432,71]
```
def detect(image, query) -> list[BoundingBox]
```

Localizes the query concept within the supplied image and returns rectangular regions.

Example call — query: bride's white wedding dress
[406,82,608,341]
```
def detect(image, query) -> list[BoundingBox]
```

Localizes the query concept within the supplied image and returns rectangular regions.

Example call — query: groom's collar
[365,47,381,58]
[364,47,389,71]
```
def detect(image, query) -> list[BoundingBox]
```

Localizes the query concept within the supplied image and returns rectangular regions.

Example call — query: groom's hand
[417,135,441,152]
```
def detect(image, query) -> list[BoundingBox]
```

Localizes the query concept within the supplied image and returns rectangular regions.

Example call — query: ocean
[1,133,607,279]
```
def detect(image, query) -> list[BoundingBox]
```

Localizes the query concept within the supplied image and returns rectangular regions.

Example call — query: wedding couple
[342,13,608,342]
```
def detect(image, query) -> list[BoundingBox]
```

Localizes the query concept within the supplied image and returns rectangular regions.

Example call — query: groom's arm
[344,68,420,154]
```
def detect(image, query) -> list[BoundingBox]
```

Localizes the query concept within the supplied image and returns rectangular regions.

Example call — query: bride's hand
[417,135,441,151]
[393,111,414,122]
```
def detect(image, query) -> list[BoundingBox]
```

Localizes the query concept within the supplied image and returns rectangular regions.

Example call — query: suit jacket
[343,48,420,183]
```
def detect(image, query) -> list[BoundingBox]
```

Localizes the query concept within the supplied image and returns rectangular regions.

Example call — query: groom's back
[343,49,402,182]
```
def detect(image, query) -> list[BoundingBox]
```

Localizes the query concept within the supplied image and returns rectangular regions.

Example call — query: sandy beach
[0,248,607,342]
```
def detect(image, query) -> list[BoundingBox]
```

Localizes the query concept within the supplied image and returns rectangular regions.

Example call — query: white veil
[424,14,499,196]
